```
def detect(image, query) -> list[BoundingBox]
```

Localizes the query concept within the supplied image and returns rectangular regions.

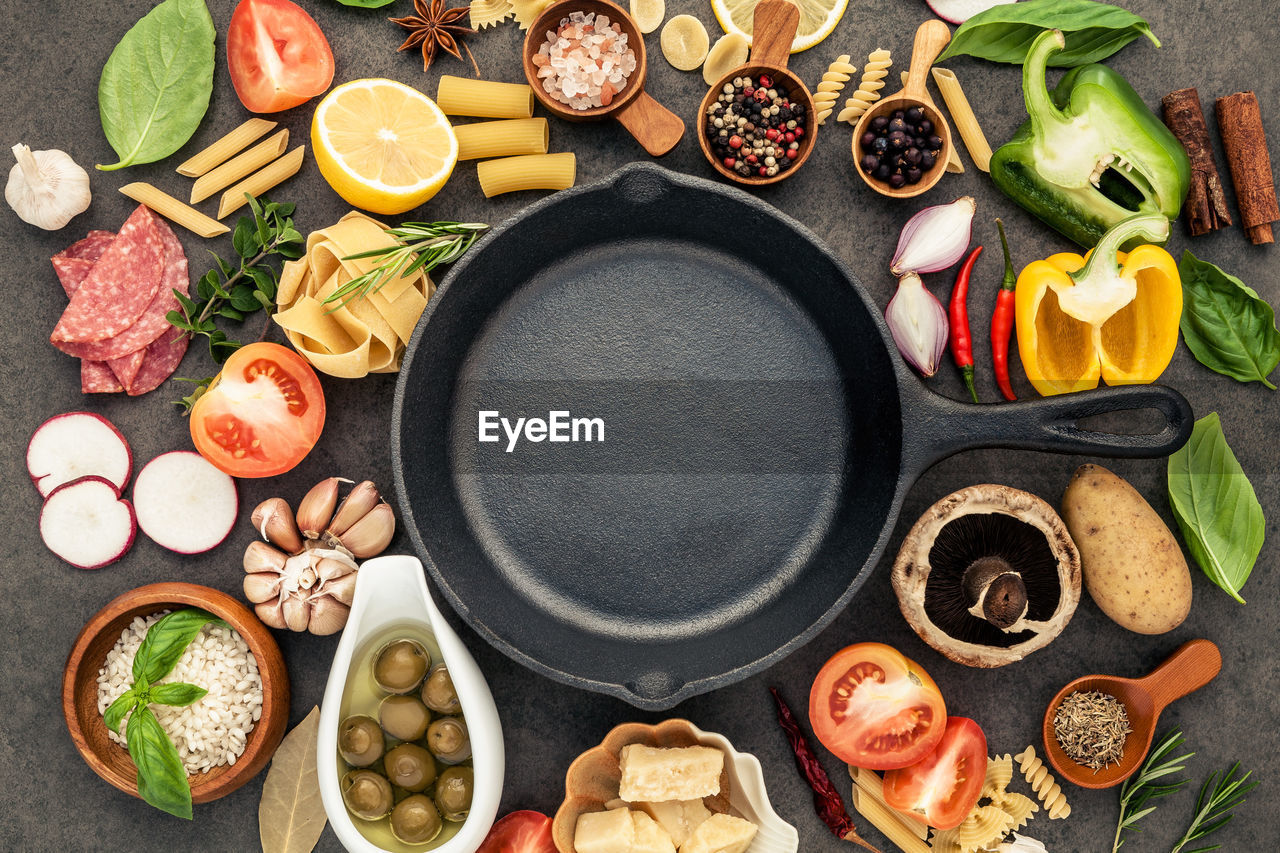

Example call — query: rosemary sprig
[1171,762,1257,853]
[166,194,304,363]
[323,221,488,309]
[1112,728,1193,852]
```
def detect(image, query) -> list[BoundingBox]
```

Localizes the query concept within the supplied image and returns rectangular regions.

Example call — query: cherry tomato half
[189,342,325,478]
[477,810,556,853]
[227,0,335,113]
[884,716,988,830]
[809,642,947,770]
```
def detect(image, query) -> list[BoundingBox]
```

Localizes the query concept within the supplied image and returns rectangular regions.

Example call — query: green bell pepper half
[990,29,1190,248]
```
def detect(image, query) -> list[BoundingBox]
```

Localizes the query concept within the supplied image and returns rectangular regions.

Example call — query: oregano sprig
[1112,728,1193,852]
[323,220,488,309]
[166,194,304,363]
[1171,763,1257,853]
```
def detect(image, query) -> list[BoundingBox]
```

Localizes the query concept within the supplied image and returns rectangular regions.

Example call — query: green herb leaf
[936,0,1160,67]
[171,375,215,414]
[325,221,488,309]
[1112,728,1192,852]
[331,0,398,6]
[148,682,208,707]
[132,609,222,685]
[1179,251,1280,389]
[104,689,139,735]
[1167,413,1265,604]
[96,0,215,170]
[126,705,194,819]
[1171,763,1257,853]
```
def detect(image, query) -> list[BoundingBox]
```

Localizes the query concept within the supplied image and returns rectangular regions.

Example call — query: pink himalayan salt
[535,10,636,110]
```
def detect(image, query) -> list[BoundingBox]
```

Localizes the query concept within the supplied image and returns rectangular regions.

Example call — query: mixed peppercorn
[705,75,807,179]
[858,107,944,189]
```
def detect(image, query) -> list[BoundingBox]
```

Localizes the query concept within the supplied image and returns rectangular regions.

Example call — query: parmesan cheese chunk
[618,745,724,802]
[630,810,678,853]
[678,813,758,853]
[634,799,713,847]
[575,807,635,853]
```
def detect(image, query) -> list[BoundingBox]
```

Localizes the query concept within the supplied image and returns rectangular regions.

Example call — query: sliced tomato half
[477,810,556,853]
[227,0,335,113]
[190,342,325,478]
[809,642,947,770]
[884,716,988,831]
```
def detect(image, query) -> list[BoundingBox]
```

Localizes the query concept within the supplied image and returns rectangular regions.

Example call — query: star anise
[390,0,480,75]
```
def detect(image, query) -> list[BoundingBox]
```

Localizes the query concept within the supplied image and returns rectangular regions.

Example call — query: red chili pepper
[992,219,1018,401]
[769,688,882,852]
[948,245,983,403]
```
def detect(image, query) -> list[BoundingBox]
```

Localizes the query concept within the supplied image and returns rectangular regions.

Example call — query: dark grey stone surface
[1,0,1277,850]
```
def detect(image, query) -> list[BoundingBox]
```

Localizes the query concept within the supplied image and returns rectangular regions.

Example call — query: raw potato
[661,15,710,71]
[630,0,665,34]
[1061,464,1191,634]
[702,33,749,86]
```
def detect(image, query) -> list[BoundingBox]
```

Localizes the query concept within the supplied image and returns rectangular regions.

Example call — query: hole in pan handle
[902,384,1193,475]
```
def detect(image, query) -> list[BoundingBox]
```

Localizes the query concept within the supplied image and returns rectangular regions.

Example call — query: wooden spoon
[523,0,685,157]
[1042,639,1222,789]
[850,19,953,199]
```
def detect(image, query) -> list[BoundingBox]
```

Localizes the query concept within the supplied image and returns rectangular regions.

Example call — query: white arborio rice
[96,612,264,774]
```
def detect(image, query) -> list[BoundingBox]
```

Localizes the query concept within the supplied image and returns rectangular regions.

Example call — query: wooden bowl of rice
[62,582,290,805]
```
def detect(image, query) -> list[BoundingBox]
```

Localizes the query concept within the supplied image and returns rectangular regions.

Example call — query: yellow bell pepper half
[1015,213,1182,397]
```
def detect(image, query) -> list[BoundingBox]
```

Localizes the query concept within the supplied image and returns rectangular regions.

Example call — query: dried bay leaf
[259,706,326,853]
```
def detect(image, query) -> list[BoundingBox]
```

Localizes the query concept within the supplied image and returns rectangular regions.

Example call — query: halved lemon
[312,79,458,215]
[711,0,847,52]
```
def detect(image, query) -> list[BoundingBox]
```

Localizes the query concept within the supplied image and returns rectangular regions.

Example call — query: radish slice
[133,451,239,554]
[27,412,132,498]
[927,0,1018,25]
[40,476,136,569]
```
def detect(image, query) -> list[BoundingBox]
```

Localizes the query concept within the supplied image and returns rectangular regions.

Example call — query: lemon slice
[630,0,665,34]
[661,15,711,71]
[311,79,458,215]
[702,33,749,85]
[711,0,848,52]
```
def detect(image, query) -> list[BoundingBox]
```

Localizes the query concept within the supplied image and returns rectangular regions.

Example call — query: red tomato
[190,342,325,478]
[809,642,947,770]
[477,811,556,853]
[884,717,988,830]
[227,0,334,113]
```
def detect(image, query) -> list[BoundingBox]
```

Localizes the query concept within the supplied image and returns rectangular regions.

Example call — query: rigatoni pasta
[176,119,278,177]
[477,152,575,197]
[931,68,993,172]
[438,76,535,118]
[190,129,290,203]
[117,182,230,237]
[217,146,307,219]
[454,118,549,160]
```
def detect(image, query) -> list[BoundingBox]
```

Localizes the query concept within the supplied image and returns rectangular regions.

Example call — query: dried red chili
[991,219,1018,401]
[769,687,881,852]
[948,245,984,403]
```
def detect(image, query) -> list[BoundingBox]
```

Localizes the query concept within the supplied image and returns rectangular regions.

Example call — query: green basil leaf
[936,0,1160,67]
[1167,413,1265,604]
[126,705,193,819]
[96,0,215,170]
[1179,251,1280,389]
[104,689,138,735]
[148,682,208,707]
[219,306,245,321]
[132,609,222,685]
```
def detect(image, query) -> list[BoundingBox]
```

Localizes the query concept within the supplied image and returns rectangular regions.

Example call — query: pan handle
[903,383,1193,475]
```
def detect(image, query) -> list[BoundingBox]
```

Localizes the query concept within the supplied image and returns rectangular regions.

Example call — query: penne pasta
[931,68,993,172]
[454,118,549,160]
[437,76,535,118]
[477,152,575,197]
[190,129,290,203]
[118,182,230,237]
[850,787,932,853]
[176,118,278,177]
[217,146,307,219]
[851,767,928,840]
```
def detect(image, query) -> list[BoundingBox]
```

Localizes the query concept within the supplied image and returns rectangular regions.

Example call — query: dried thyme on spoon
[1053,690,1132,771]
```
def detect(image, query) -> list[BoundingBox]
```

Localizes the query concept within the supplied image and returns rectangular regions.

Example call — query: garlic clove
[255,600,288,630]
[308,596,351,636]
[298,566,317,591]
[282,595,310,632]
[315,556,357,582]
[297,477,347,539]
[338,502,396,558]
[244,540,288,573]
[252,497,304,554]
[327,481,381,537]
[6,143,91,231]
[322,571,359,605]
[244,571,284,604]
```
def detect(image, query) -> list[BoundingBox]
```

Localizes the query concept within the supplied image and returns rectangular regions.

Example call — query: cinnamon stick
[1215,91,1280,244]
[1163,88,1232,236]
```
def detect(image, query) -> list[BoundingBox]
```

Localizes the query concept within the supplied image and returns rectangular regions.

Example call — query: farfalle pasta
[273,212,434,378]
[981,754,1014,802]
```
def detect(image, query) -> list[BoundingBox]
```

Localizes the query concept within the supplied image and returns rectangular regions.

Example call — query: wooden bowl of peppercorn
[697,0,816,187]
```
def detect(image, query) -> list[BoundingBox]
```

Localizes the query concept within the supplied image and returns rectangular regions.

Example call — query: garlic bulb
[6,144,91,230]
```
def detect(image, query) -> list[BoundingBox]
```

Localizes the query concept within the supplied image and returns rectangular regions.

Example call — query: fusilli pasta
[837,48,890,124]
[812,54,855,125]
[1014,747,1071,819]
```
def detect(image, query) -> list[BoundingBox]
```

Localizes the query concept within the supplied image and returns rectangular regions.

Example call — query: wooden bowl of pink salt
[523,0,685,156]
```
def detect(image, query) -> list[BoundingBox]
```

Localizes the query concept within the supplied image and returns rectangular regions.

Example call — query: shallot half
[886,272,949,377]
[891,196,977,275]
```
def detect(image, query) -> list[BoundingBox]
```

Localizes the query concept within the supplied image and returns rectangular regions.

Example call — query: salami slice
[51,256,96,298]
[127,330,190,396]
[109,349,148,388]
[81,360,124,394]
[53,234,122,390]
[50,205,164,344]
[59,230,116,262]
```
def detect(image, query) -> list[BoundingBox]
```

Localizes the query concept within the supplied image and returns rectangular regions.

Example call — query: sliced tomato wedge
[477,810,556,853]
[809,642,947,770]
[884,716,987,831]
[189,342,325,478]
[227,0,335,113]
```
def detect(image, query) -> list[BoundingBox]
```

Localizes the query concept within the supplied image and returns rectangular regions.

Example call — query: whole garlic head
[991,834,1048,853]
[6,144,91,230]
